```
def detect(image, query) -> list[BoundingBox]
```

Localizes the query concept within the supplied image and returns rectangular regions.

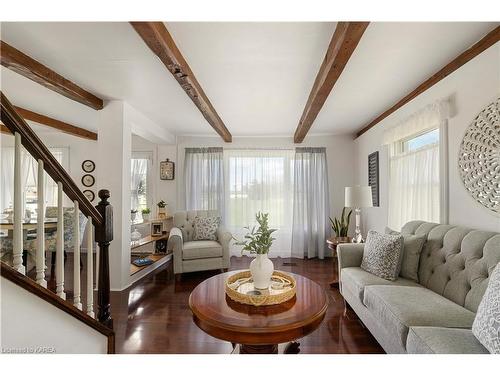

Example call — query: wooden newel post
[95,189,113,329]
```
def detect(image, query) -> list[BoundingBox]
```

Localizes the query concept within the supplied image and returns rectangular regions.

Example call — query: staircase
[0,91,115,353]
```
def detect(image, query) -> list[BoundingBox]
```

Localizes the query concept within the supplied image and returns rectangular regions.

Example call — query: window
[385,101,449,230]
[131,152,152,221]
[0,147,68,218]
[402,128,439,152]
[224,149,294,257]
[24,148,68,216]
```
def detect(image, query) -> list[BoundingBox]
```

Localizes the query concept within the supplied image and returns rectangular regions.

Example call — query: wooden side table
[326,237,351,289]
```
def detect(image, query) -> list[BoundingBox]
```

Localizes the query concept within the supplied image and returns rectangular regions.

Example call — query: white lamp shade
[345,186,373,208]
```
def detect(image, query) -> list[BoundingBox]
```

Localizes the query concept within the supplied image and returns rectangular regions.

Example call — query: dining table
[0,218,58,268]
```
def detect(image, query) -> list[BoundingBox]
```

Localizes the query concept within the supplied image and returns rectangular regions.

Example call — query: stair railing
[1,91,113,329]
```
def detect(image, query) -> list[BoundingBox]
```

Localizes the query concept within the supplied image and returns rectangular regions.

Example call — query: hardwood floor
[20,252,383,353]
[110,256,384,354]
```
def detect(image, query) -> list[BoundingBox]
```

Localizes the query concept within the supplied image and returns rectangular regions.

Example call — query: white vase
[142,214,150,222]
[250,253,274,290]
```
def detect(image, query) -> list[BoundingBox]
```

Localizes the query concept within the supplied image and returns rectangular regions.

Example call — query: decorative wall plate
[81,174,95,187]
[83,189,95,202]
[458,98,500,214]
[82,160,95,173]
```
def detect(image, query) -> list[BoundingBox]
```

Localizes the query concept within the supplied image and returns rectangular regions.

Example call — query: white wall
[0,278,108,353]
[175,134,356,226]
[354,43,500,234]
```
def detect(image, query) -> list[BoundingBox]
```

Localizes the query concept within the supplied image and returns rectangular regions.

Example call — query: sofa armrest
[337,243,365,270]
[217,226,232,268]
[168,228,184,274]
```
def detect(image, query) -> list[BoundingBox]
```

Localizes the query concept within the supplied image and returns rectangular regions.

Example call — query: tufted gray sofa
[337,221,500,354]
[168,210,231,276]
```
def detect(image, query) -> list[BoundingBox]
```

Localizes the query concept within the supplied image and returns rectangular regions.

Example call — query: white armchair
[168,210,231,277]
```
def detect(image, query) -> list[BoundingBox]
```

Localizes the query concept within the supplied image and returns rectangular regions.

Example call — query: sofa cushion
[407,327,488,354]
[361,230,404,281]
[472,263,500,354]
[386,227,426,282]
[182,241,223,260]
[341,267,422,303]
[363,285,476,349]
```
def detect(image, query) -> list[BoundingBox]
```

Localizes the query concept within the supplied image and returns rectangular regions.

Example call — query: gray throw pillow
[361,230,404,281]
[472,263,500,354]
[386,227,426,282]
[193,216,221,241]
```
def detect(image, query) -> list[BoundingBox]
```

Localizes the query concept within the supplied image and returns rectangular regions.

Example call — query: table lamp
[345,186,373,243]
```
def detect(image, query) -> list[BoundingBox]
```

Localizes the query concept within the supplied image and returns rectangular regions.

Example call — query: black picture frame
[83,189,95,202]
[368,151,380,207]
[81,174,95,187]
[81,159,95,173]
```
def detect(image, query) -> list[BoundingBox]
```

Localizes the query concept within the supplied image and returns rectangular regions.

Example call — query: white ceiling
[0,22,497,138]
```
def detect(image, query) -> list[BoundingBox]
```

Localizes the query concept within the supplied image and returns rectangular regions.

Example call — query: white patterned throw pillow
[361,230,404,281]
[193,216,221,241]
[472,263,500,354]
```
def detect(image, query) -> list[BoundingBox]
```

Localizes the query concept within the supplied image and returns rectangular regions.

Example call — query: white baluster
[35,159,47,287]
[55,182,65,299]
[12,132,25,274]
[86,218,95,318]
[73,201,82,310]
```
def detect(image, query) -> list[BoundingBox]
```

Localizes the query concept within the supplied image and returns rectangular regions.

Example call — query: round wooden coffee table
[188,270,328,354]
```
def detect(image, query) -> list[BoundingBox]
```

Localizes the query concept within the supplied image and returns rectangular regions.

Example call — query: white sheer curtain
[224,149,294,258]
[385,100,448,230]
[291,147,330,259]
[185,147,224,215]
[0,147,64,214]
[387,144,440,230]
[130,158,148,211]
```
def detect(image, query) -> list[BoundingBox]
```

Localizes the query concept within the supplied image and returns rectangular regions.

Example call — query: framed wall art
[368,151,380,207]
[160,159,175,180]
[82,174,95,187]
[82,160,95,173]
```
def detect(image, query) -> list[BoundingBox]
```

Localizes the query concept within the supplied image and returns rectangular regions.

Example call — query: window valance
[383,100,450,145]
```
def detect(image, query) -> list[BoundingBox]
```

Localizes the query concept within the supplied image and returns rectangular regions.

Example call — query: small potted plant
[329,207,352,244]
[234,212,276,289]
[157,200,167,219]
[141,208,151,222]
[131,209,138,223]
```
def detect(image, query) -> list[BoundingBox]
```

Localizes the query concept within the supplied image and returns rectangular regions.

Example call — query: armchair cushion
[193,216,221,241]
[183,240,222,260]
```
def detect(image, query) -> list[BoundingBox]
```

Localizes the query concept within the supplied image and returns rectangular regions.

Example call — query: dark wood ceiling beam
[1,107,97,141]
[1,124,11,135]
[130,22,232,142]
[294,22,369,143]
[0,40,103,110]
[15,107,97,140]
[355,26,500,138]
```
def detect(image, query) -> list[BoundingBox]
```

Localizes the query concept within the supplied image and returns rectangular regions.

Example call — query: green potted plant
[131,209,138,223]
[329,207,352,244]
[157,200,167,218]
[141,207,151,222]
[234,212,276,289]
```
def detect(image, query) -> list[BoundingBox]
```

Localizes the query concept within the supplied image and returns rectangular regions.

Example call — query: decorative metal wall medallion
[458,98,500,214]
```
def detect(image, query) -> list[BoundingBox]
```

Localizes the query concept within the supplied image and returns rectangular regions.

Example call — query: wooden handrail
[0,91,103,226]
[0,262,115,354]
